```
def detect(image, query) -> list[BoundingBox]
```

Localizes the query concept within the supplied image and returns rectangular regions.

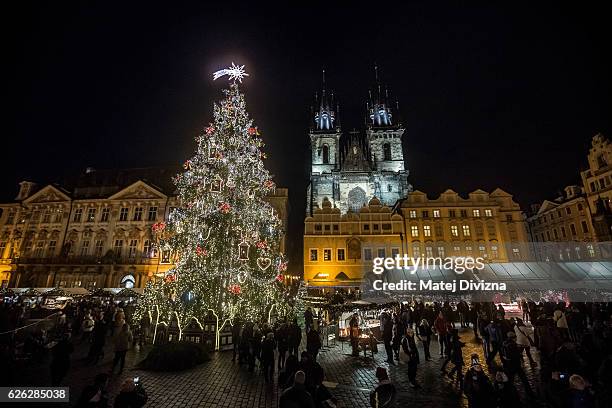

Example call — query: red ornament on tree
[264,179,275,189]
[247,126,257,136]
[218,202,232,214]
[256,240,268,249]
[278,261,288,272]
[196,245,207,256]
[164,273,176,283]
[205,125,214,135]
[275,274,284,283]
[228,284,242,294]
[152,222,166,234]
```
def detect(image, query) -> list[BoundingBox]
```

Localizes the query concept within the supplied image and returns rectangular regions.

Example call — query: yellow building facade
[0,167,289,289]
[304,189,529,289]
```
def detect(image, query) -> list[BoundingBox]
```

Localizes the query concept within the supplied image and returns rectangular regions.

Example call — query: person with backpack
[485,319,503,365]
[513,318,536,367]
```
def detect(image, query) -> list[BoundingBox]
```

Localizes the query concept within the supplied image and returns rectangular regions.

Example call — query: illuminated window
[114,239,123,257]
[310,249,318,261]
[433,210,440,218]
[412,244,420,258]
[479,245,486,257]
[462,225,471,237]
[133,207,143,221]
[128,240,138,258]
[484,209,492,217]
[54,209,63,223]
[323,249,332,261]
[587,244,595,257]
[490,245,498,259]
[465,245,472,254]
[143,240,152,257]
[337,248,345,261]
[472,209,480,217]
[453,246,461,254]
[73,208,83,222]
[437,246,445,257]
[409,210,417,218]
[425,246,433,257]
[411,225,419,237]
[423,225,431,237]
[34,241,45,257]
[87,208,96,222]
[512,248,520,259]
[119,208,129,221]
[451,225,459,237]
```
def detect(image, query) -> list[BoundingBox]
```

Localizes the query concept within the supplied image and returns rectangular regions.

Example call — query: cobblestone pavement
[13,326,544,407]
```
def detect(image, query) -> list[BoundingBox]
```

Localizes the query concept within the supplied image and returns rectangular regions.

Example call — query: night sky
[5,2,611,267]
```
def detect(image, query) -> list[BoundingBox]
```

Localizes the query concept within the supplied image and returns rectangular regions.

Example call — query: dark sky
[5,2,611,267]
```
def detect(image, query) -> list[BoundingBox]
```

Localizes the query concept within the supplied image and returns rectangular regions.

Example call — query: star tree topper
[213,63,249,83]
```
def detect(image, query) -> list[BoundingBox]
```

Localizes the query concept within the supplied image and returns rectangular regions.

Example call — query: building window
[479,245,486,257]
[383,143,391,161]
[546,231,551,240]
[377,248,386,258]
[119,208,129,221]
[114,240,123,257]
[409,210,417,218]
[80,240,90,256]
[363,224,370,231]
[143,240,152,257]
[42,210,51,223]
[87,208,96,222]
[373,224,379,231]
[460,209,467,218]
[475,223,484,237]
[512,248,520,259]
[449,209,456,218]
[453,246,461,254]
[323,249,332,261]
[587,244,595,257]
[100,208,110,222]
[31,211,40,223]
[54,209,63,223]
[310,249,318,262]
[425,246,433,257]
[382,223,391,231]
[561,226,567,238]
[133,207,143,221]
[94,240,104,257]
[462,225,471,237]
[433,210,440,218]
[47,240,57,257]
[128,240,138,258]
[333,224,339,231]
[506,214,513,222]
[577,203,583,211]
[412,244,420,258]
[565,207,571,215]
[322,144,329,164]
[472,209,480,217]
[148,206,158,221]
[324,224,331,231]
[435,225,443,237]
[451,225,459,237]
[581,221,589,233]
[337,248,345,261]
[6,211,15,225]
[465,245,472,254]
[34,241,45,257]
[364,248,372,261]
[490,245,498,259]
[314,224,322,231]
[570,224,577,236]
[391,248,399,258]
[484,209,492,217]
[422,210,429,218]
[553,229,559,240]
[411,225,419,237]
[0,241,5,258]
[73,208,83,222]
[423,225,431,237]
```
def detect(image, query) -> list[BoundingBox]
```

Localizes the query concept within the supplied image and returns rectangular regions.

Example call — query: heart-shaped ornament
[257,257,272,271]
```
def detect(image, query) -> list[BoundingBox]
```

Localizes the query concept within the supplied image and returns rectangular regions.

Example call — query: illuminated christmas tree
[137,64,290,349]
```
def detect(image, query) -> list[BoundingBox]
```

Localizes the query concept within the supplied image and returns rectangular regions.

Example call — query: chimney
[15,181,36,201]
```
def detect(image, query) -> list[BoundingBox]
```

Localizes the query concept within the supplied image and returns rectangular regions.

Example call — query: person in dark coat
[380,310,394,365]
[304,308,314,333]
[349,313,360,357]
[276,323,289,369]
[88,315,107,364]
[50,333,74,386]
[417,319,432,361]
[231,320,241,362]
[278,355,299,390]
[463,355,495,408]
[288,319,302,356]
[444,329,465,389]
[260,332,276,383]
[306,328,322,362]
[75,373,109,407]
[279,371,315,408]
[401,327,420,388]
[369,367,396,408]
[493,371,520,408]
[391,312,404,361]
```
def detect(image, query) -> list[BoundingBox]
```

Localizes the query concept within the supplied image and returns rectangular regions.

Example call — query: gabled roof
[489,188,512,197]
[536,199,560,215]
[23,185,72,204]
[107,180,168,201]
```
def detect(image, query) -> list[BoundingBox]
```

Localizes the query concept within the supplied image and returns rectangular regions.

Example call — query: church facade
[306,74,411,215]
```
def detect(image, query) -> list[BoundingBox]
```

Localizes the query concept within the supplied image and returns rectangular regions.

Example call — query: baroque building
[306,72,411,215]
[0,167,288,289]
[527,133,612,259]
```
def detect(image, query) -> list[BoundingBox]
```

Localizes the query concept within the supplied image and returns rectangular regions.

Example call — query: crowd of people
[0,298,148,407]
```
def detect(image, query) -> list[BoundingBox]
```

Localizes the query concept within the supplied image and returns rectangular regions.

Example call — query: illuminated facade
[304,190,529,289]
[526,133,612,257]
[306,72,411,215]
[0,167,288,289]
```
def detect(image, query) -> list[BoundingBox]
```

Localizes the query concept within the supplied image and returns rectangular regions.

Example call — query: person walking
[485,319,503,365]
[391,312,404,362]
[288,319,302,357]
[306,328,322,362]
[111,323,132,374]
[463,355,495,408]
[493,371,520,408]
[231,320,241,362]
[513,318,536,367]
[434,312,448,357]
[369,367,396,408]
[88,314,107,364]
[260,332,276,383]
[401,328,420,388]
[417,319,432,361]
[349,313,360,357]
[81,313,95,344]
[276,322,289,370]
[500,332,534,397]
[381,310,395,365]
[304,308,314,333]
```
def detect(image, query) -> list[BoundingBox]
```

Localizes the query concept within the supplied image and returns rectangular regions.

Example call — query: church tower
[365,66,405,173]
[307,71,341,215]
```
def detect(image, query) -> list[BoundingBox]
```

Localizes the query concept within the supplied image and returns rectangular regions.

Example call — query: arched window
[383,143,391,161]
[322,144,330,164]
[120,274,135,288]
